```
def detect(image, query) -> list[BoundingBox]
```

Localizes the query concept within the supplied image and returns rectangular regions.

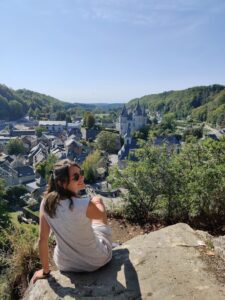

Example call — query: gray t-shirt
[42,197,112,272]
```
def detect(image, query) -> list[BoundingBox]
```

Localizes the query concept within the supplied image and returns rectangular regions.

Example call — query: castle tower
[119,105,128,135]
[133,100,144,131]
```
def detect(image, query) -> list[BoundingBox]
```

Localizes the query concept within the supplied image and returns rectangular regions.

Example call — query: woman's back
[42,197,112,272]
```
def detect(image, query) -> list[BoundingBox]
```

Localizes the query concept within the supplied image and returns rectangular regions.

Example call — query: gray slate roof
[15,166,35,177]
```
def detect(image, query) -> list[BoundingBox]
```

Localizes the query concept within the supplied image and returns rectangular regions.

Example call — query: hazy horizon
[2,81,225,105]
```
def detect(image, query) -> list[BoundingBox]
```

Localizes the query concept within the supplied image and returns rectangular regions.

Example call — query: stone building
[117,101,148,136]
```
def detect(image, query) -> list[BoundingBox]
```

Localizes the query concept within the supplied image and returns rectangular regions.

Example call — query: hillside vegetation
[1,83,225,125]
[128,84,225,126]
[0,84,123,121]
[0,84,68,120]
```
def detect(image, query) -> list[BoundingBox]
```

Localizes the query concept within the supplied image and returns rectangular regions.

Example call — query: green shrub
[109,138,225,230]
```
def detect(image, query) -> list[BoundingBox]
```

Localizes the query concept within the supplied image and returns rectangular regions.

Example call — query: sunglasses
[71,169,84,182]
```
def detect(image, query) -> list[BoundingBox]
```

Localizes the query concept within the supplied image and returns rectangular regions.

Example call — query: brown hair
[44,159,81,218]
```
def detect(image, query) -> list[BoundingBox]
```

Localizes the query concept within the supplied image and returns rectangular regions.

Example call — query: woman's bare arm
[86,196,108,224]
[32,201,50,283]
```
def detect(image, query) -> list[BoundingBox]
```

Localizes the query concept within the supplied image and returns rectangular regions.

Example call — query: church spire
[134,100,142,116]
[121,104,128,117]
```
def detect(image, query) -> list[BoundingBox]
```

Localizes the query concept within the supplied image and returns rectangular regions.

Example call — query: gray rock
[23,223,225,300]
[213,236,225,260]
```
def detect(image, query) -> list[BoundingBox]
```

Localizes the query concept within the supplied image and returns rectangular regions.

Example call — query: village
[0,100,224,226]
[0,102,148,224]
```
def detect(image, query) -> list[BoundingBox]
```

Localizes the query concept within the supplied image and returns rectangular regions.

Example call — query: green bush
[4,185,28,208]
[109,138,225,229]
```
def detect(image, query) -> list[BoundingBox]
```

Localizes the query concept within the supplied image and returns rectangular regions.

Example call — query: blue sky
[0,0,225,103]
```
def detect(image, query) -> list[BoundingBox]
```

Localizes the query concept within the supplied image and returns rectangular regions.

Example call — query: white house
[38,121,66,133]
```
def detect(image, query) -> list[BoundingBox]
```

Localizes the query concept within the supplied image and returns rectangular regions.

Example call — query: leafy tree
[35,126,45,137]
[4,185,28,208]
[84,112,95,128]
[56,111,66,121]
[35,154,57,181]
[0,179,10,228]
[191,106,207,122]
[28,107,35,118]
[8,100,24,120]
[183,126,203,141]
[160,113,176,131]
[96,131,121,153]
[66,114,72,123]
[0,96,10,119]
[132,125,150,141]
[6,139,25,155]
[82,150,102,183]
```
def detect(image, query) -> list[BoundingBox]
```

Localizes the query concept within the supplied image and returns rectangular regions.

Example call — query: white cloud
[77,0,225,28]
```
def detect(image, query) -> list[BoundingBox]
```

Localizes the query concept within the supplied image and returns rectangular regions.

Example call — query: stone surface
[213,236,225,260]
[23,223,225,300]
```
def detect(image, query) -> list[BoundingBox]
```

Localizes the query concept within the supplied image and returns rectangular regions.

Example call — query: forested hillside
[128,84,225,126]
[1,83,225,124]
[0,84,69,120]
[0,84,123,121]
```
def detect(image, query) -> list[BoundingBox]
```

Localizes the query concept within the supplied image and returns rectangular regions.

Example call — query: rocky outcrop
[23,223,225,300]
[213,235,225,260]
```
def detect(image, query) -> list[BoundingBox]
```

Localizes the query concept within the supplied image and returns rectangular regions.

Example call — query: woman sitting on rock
[32,159,112,283]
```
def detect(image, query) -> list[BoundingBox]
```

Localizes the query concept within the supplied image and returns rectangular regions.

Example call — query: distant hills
[0,84,123,121]
[128,84,225,126]
[1,83,225,126]
[0,84,69,120]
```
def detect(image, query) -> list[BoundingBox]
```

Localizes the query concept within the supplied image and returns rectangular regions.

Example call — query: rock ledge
[23,223,225,300]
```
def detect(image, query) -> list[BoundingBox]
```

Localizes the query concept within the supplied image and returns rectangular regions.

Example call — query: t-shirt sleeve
[74,197,91,216]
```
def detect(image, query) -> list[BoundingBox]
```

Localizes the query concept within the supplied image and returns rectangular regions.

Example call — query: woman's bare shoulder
[90,195,103,204]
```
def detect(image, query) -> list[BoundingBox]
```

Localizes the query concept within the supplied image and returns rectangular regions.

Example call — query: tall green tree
[35,126,45,137]
[4,185,28,208]
[160,113,176,131]
[6,139,25,155]
[84,112,95,128]
[35,154,57,181]
[96,131,121,153]
[82,150,102,183]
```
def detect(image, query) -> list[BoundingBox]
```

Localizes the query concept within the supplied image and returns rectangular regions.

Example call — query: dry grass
[0,226,40,299]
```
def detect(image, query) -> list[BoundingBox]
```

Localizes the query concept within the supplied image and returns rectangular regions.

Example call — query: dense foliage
[4,185,28,208]
[109,137,225,230]
[0,84,67,121]
[83,112,95,128]
[35,154,57,181]
[0,180,10,229]
[6,139,25,155]
[96,131,121,153]
[82,150,102,183]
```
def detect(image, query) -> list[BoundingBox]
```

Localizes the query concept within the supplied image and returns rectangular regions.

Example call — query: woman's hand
[32,269,50,284]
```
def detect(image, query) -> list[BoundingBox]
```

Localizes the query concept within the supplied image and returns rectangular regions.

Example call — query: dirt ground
[109,217,164,244]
